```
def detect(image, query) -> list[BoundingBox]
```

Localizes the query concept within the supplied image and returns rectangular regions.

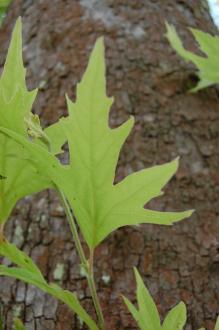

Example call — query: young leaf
[0,240,99,330]
[123,268,161,330]
[124,269,187,330]
[0,18,66,226]
[135,267,161,329]
[165,22,219,91]
[14,318,25,330]
[162,301,186,330]
[0,34,193,248]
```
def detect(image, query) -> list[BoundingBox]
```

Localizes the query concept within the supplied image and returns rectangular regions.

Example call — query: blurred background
[0,1,218,329]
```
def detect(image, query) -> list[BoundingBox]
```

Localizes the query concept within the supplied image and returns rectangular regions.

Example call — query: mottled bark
[0,0,218,329]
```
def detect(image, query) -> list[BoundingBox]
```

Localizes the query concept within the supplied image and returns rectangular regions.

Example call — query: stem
[57,189,86,265]
[88,249,106,330]
[57,189,106,330]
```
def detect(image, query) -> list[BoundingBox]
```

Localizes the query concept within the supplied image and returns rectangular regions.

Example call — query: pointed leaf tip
[133,267,140,280]
[172,156,180,169]
[164,21,170,33]
[162,300,187,330]
[96,36,104,44]
[91,36,104,51]
[91,36,105,61]
[187,209,195,217]
[178,209,195,221]
[0,14,26,98]
[165,22,174,38]
[12,16,22,39]
[16,16,22,27]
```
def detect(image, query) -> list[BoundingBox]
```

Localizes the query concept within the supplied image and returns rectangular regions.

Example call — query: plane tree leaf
[52,37,193,248]
[123,268,187,330]
[0,33,193,248]
[124,267,161,330]
[0,18,66,226]
[134,268,161,330]
[0,240,99,330]
[165,22,219,91]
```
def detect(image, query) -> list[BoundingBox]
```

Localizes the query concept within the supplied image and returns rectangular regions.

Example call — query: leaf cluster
[0,19,192,246]
[0,18,195,329]
[124,268,219,330]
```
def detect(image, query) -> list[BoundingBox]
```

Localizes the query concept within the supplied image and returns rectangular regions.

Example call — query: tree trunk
[0,1,218,329]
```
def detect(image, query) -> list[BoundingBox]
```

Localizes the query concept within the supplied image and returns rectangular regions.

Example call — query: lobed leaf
[165,22,219,91]
[136,267,161,330]
[46,39,193,248]
[123,268,161,330]
[0,18,66,225]
[123,268,187,330]
[0,240,99,330]
[0,25,193,248]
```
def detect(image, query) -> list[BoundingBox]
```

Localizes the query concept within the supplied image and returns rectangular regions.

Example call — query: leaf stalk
[57,188,106,330]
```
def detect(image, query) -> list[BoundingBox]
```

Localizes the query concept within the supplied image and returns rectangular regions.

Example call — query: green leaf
[0,18,66,225]
[134,267,161,330]
[122,296,141,326]
[162,302,186,330]
[43,119,66,155]
[0,35,193,248]
[0,0,12,8]
[124,269,187,330]
[0,266,98,330]
[0,241,99,330]
[165,22,219,91]
[14,318,25,330]
[0,239,44,279]
[0,0,11,26]
[123,268,161,330]
[46,38,193,247]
